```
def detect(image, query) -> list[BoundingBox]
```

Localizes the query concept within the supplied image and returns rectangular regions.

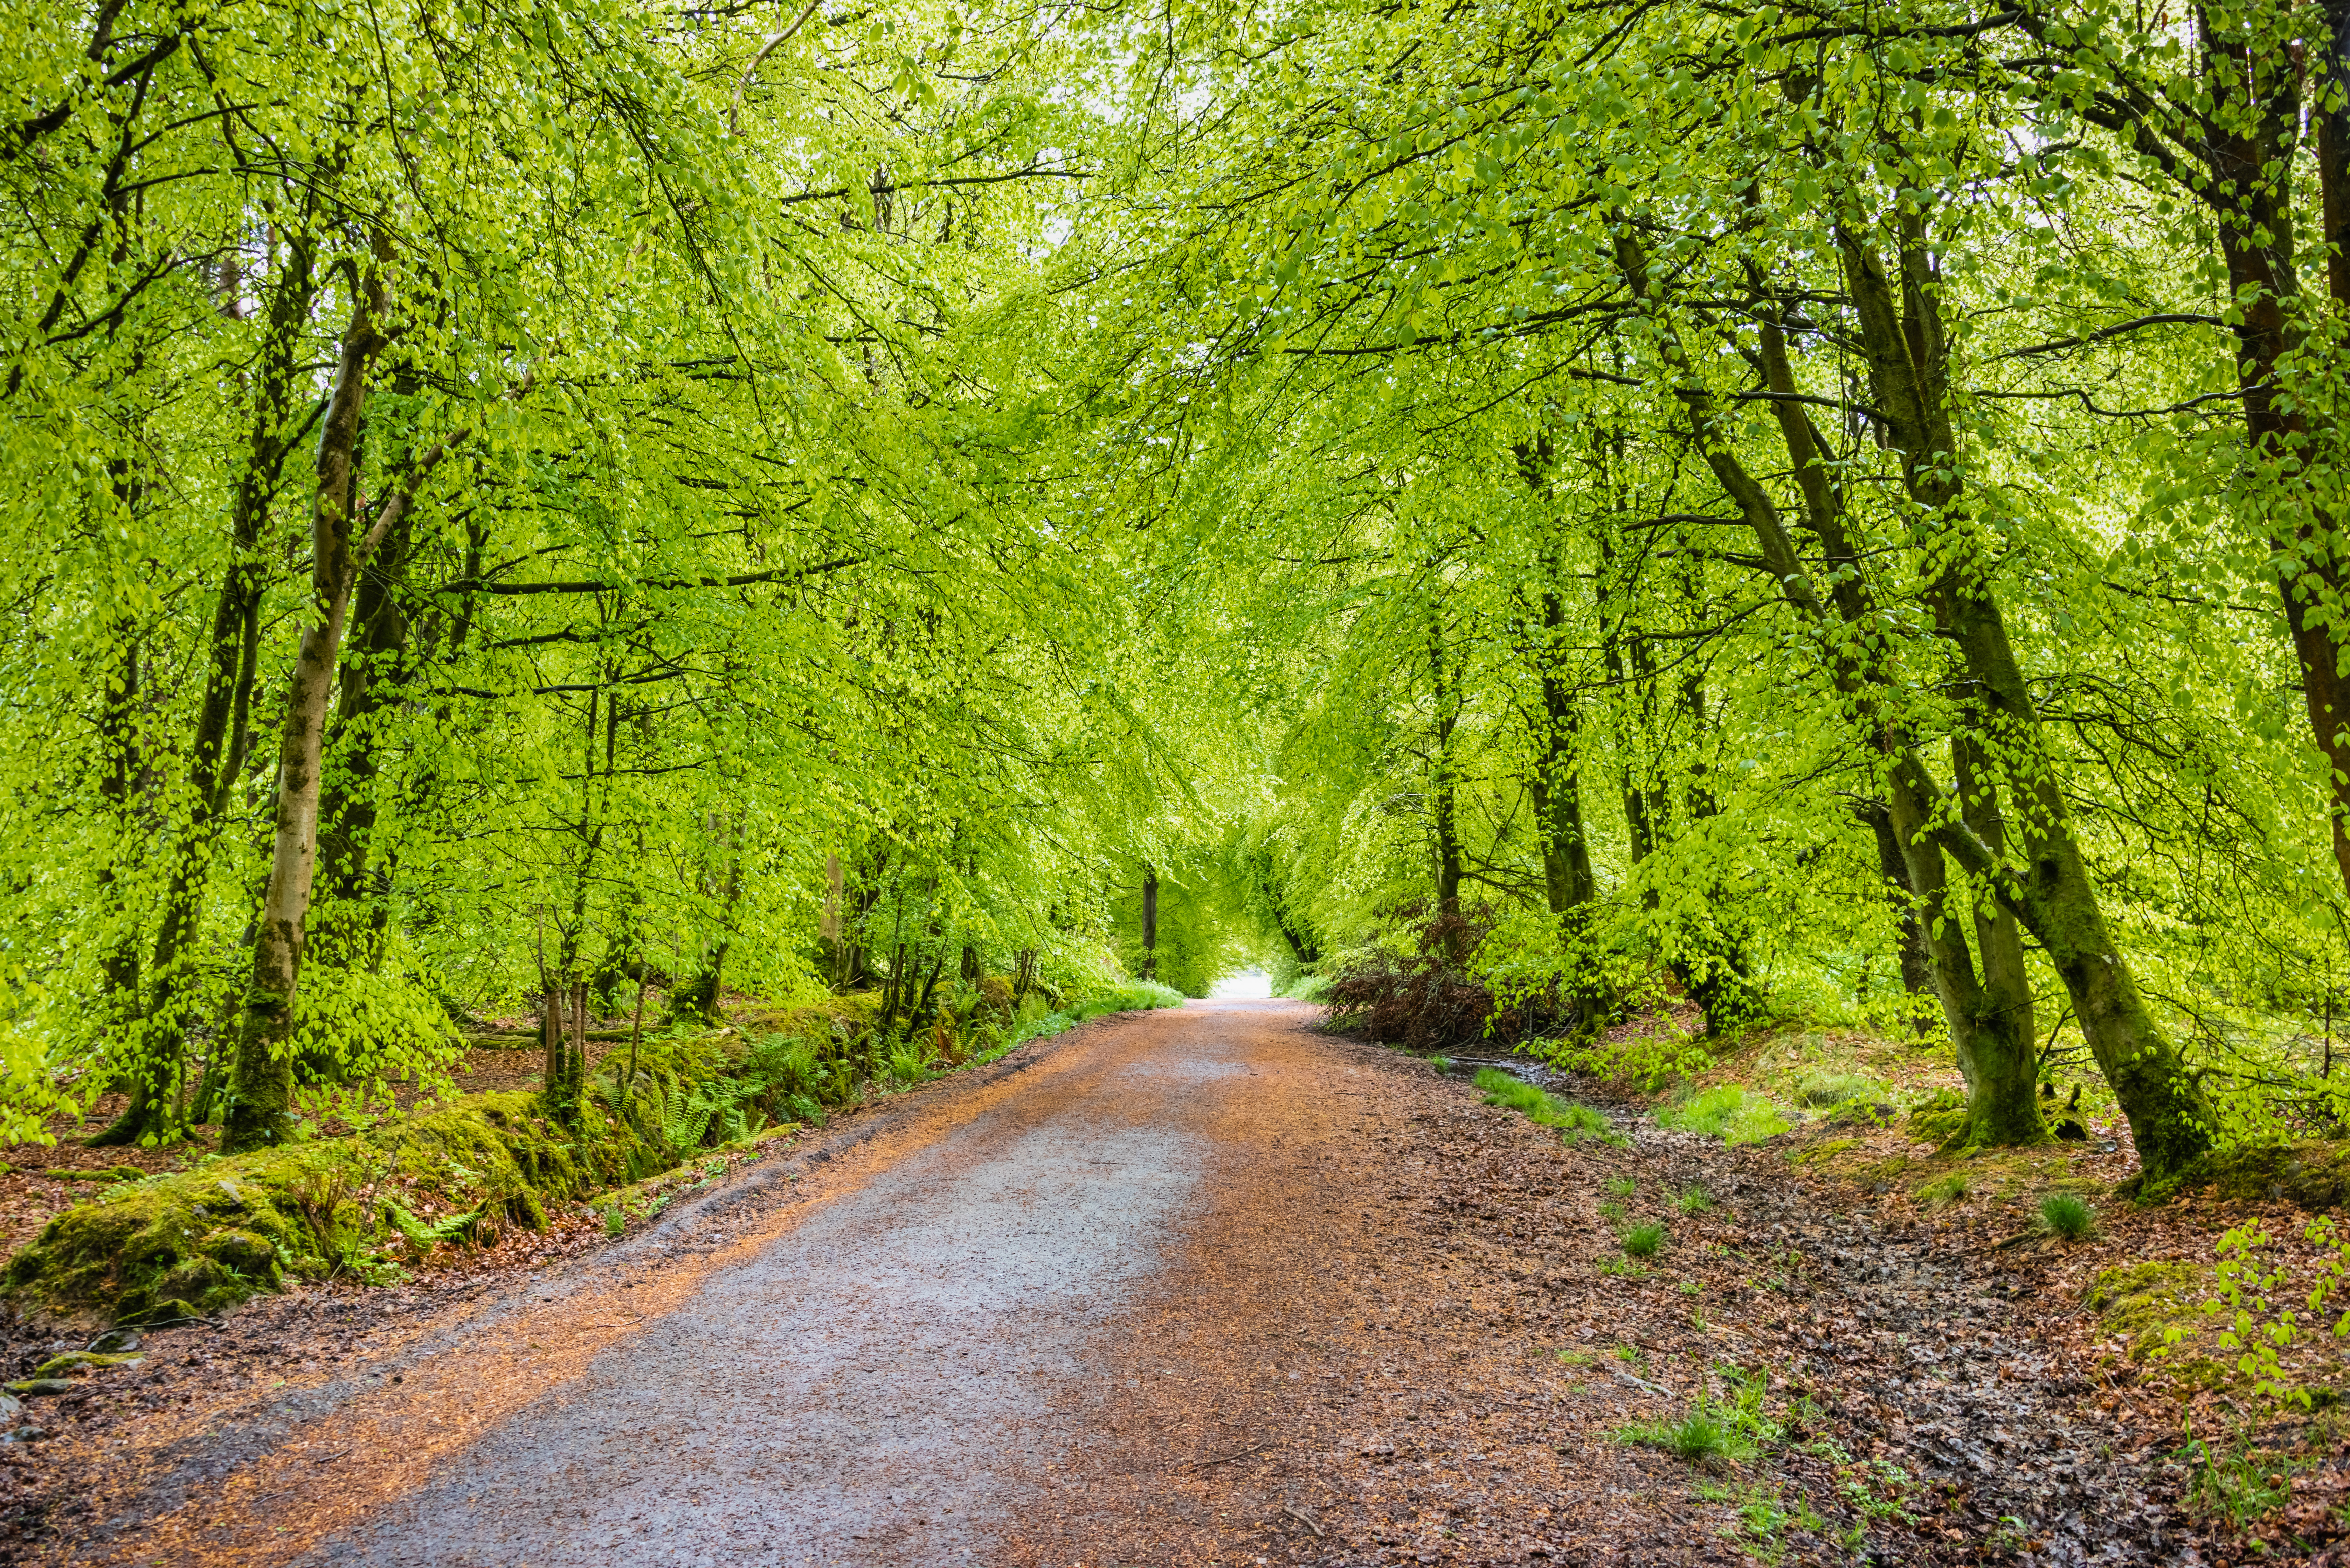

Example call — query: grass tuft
[1472,1067,1625,1146]
[1658,1085,1790,1145]
[2037,1191,2095,1239]
[1675,1184,1713,1215]
[1913,1172,1970,1208]
[1621,1220,1667,1258]
[1795,1069,1885,1107]
[1617,1406,1757,1469]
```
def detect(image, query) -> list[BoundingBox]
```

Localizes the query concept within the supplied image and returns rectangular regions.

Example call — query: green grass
[2038,1192,2095,1239]
[1473,1068,1627,1146]
[1658,1085,1791,1145]
[1676,1185,1713,1215]
[1617,1405,1757,1468]
[1795,1069,1885,1107]
[2178,1440,2303,1527]
[1604,1174,1637,1198]
[1599,1199,1627,1222]
[1622,1221,1667,1258]
[1914,1172,1970,1207]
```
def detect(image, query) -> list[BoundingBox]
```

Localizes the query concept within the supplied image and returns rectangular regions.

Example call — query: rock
[30,1352,144,1379]
[0,1395,21,1422]
[6,1381,75,1398]
[2,1427,48,1444]
[85,1329,140,1355]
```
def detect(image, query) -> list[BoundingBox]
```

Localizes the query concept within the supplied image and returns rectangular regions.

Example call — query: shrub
[1322,904,1581,1052]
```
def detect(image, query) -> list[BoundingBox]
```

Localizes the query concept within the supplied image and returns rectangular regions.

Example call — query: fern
[383,1201,480,1252]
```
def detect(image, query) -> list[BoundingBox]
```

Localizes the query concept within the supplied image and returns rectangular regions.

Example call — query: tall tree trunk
[1140,866,1159,980]
[221,270,388,1154]
[1842,225,2202,1172]
[97,235,317,1146]
[1619,232,2065,1155]
[1515,435,1605,1022]
[312,479,414,971]
[1858,800,1935,1030]
[2193,14,2350,899]
[1427,612,1465,961]
[93,631,145,1077]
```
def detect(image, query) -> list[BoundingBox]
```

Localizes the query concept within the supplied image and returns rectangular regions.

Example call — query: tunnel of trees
[6,0,2350,1196]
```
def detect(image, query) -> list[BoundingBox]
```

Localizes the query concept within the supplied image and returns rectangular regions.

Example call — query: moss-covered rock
[1905,1088,1969,1151]
[6,1034,734,1323]
[2173,1141,2350,1212]
[2083,1259,2236,1390]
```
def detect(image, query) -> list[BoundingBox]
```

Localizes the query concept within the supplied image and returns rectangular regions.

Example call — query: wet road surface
[285,1001,1291,1567]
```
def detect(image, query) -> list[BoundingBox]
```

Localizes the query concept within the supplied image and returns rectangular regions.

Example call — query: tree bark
[1427,612,1465,961]
[312,480,414,970]
[1840,224,2206,1170]
[220,270,388,1154]
[1858,799,1935,1028]
[1140,866,1159,980]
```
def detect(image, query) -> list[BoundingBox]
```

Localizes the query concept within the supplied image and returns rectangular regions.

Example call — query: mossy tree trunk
[1842,224,2209,1177]
[223,270,389,1154]
[1619,226,2054,1152]
[1515,434,1605,1024]
[1857,800,1936,1032]
[1139,867,1158,981]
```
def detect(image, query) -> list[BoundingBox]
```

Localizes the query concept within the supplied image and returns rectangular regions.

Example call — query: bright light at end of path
[1209,968,1273,999]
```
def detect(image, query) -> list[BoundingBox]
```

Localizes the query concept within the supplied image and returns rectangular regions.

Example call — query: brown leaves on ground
[1029,1039,2340,1567]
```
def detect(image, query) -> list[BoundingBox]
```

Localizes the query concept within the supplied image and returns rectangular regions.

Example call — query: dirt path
[21,1000,2224,1567]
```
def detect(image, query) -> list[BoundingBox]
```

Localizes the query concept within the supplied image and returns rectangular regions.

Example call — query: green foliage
[1659,1087,1791,1145]
[1472,1066,1625,1146]
[9,0,2350,1199]
[2177,1440,2305,1527]
[2189,1218,2350,1410]
[1621,1221,1668,1258]
[2038,1193,2096,1240]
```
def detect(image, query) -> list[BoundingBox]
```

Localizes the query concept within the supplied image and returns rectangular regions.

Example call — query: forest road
[103,995,1381,1568]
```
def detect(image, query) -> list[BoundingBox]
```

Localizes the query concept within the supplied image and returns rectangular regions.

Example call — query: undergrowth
[1472,1067,1625,1147]
[1658,1084,1790,1145]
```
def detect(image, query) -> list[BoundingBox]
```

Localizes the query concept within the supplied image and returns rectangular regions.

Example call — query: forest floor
[0,1000,2341,1565]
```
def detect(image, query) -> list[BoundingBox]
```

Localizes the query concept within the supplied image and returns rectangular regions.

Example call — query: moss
[1788,1138,1860,1167]
[30,1350,143,1378]
[6,1034,736,1323]
[1914,1172,1971,1208]
[2170,1142,2350,1212]
[2086,1260,2215,1378]
[1905,1089,1969,1151]
[1855,1156,1915,1188]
